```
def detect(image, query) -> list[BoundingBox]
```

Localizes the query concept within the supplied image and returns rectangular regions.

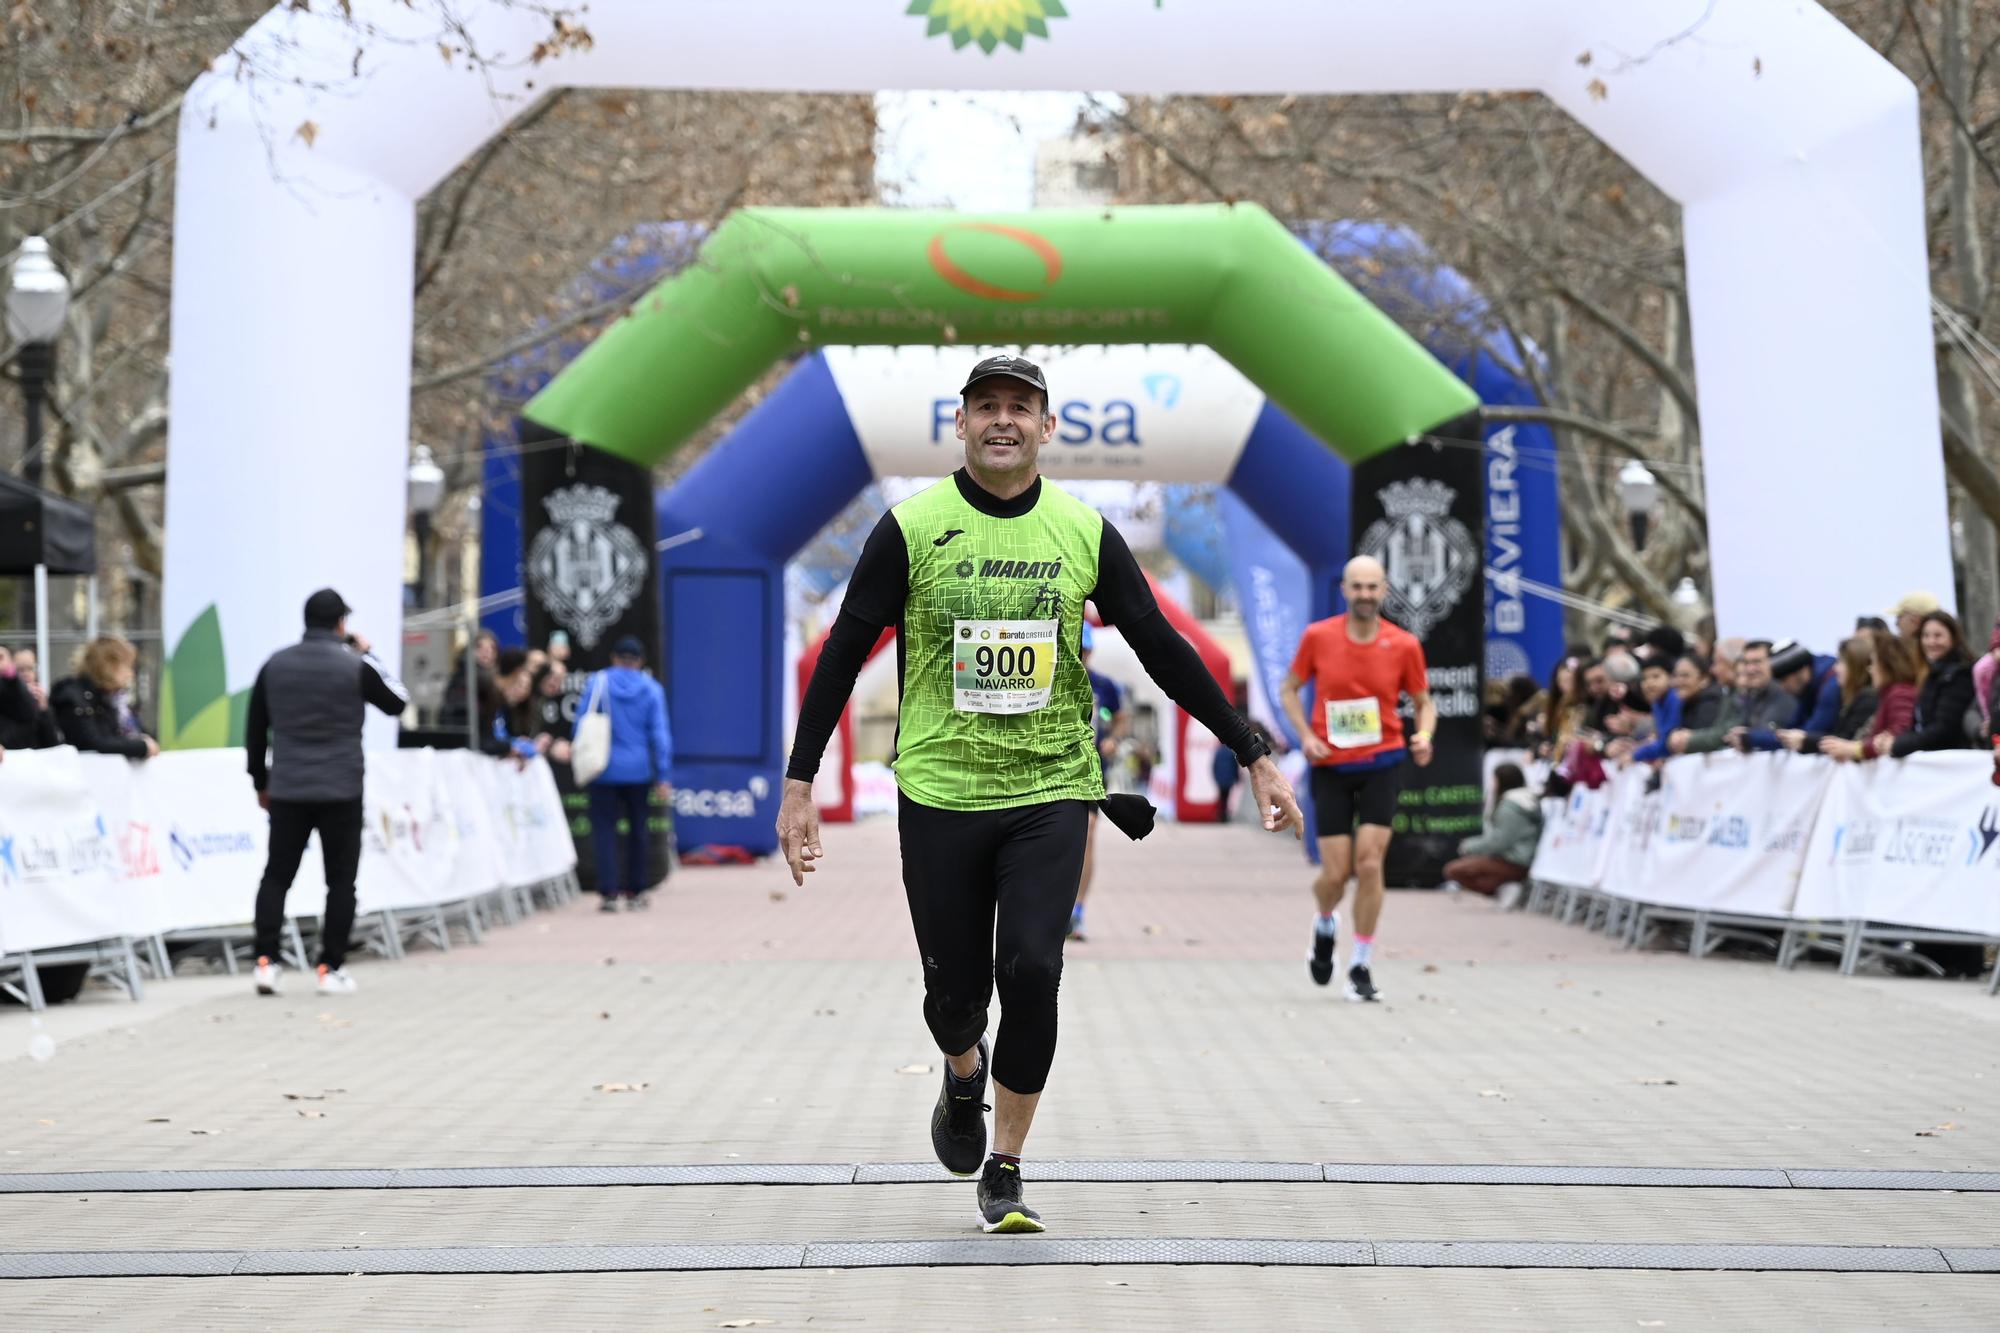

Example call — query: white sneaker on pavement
[254,956,281,996]
[315,965,358,995]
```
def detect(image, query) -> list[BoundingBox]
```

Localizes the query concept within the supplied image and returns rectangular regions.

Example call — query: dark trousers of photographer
[253,798,364,968]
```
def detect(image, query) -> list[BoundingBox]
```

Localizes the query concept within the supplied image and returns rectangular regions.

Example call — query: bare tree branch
[1479,404,1707,529]
[0,92,184,146]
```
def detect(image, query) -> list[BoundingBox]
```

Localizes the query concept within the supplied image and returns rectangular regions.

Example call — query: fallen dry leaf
[595,1082,650,1094]
[1915,1123,1959,1137]
[36,1119,55,1127]
[769,890,787,902]
[1142,924,1162,935]
[895,1064,934,1076]
[1586,77,1608,101]
[295,119,318,147]
[1421,964,1440,974]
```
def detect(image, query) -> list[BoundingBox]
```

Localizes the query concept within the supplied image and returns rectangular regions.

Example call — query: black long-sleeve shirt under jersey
[787,469,1266,784]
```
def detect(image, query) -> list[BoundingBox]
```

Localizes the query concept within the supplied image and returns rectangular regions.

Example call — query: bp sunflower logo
[906,0,1067,54]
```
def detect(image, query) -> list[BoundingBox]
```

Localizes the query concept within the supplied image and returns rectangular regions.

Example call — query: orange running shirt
[1287,615,1429,768]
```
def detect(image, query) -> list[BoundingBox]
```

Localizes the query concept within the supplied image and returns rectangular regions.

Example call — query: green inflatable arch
[523,203,1478,461]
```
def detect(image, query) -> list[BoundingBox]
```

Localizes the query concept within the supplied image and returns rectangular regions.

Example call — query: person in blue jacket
[582,635,674,911]
[1619,656,1679,765]
[1742,640,1838,752]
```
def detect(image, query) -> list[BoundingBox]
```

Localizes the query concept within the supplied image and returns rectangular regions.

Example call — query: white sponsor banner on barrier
[825,344,1265,483]
[1530,773,1628,891]
[0,749,143,951]
[1602,752,1831,916]
[128,747,304,934]
[1793,752,2000,936]
[0,747,572,954]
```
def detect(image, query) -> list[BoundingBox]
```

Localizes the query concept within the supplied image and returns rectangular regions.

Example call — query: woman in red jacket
[1819,632,1919,761]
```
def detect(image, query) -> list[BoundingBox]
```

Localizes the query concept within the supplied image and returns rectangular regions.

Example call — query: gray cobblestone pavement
[3,817,1994,1327]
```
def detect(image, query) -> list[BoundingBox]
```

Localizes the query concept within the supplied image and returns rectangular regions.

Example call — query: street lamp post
[7,237,72,491]
[1618,459,1661,552]
[1670,576,1705,630]
[406,443,446,610]
[8,237,72,649]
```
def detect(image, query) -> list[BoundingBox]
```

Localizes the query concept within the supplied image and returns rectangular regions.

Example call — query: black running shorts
[1310,760,1405,836]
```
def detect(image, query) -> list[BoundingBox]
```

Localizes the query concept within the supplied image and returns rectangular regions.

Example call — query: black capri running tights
[896,793,1091,1096]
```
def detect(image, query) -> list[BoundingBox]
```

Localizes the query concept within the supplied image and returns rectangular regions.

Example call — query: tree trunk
[1944,0,1997,633]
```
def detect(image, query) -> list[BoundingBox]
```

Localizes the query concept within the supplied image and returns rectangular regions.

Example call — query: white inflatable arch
[166,0,1944,731]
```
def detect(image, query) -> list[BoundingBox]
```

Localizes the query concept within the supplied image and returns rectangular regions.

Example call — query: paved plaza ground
[3,815,1997,1328]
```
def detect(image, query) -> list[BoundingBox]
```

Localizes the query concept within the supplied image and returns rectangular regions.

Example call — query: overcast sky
[874,91,1113,210]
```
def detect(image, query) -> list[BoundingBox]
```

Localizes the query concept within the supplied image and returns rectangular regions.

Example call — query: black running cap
[303,588,351,628]
[961,355,1048,398]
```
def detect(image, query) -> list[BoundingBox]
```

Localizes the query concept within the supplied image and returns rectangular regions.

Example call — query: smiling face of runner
[956,377,1054,490]
[1342,556,1387,627]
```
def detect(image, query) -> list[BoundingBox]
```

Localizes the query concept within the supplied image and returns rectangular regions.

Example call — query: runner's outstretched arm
[779,514,908,885]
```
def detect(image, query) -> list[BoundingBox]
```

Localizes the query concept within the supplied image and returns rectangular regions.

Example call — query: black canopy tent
[0,471,98,673]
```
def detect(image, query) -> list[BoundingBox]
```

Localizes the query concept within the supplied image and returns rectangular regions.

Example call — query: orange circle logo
[926,223,1063,302]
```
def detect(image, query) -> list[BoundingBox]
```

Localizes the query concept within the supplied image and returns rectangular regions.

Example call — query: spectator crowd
[1,635,159,763]
[1480,590,1991,788]
[1454,590,1998,922]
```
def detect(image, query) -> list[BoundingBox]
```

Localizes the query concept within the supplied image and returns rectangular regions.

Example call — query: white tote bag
[570,673,613,787]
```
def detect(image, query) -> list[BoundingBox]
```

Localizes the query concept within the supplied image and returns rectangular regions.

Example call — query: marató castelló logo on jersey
[1357,479,1478,638]
[528,484,648,652]
[906,0,1067,53]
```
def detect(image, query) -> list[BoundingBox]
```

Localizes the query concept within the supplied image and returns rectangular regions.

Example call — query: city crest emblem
[527,484,649,651]
[1357,478,1478,638]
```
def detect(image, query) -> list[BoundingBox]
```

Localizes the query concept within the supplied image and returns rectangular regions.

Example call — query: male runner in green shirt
[779,354,1302,1233]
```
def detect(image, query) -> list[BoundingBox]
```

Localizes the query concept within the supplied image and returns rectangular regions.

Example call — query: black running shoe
[1309,925,1336,986]
[597,898,620,914]
[976,1158,1045,1234]
[1344,963,1380,1003]
[930,1037,989,1177]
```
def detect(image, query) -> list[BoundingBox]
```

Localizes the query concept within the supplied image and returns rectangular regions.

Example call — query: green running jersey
[890,477,1106,811]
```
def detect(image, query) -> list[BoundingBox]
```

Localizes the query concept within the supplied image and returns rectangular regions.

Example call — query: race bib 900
[954,619,1057,714]
[1325,696,1383,748]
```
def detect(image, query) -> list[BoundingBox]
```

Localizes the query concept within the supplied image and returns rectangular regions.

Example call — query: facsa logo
[931,398,1142,447]
[674,775,771,820]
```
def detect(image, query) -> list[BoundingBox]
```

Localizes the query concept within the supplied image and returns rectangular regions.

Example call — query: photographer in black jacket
[244,588,408,997]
